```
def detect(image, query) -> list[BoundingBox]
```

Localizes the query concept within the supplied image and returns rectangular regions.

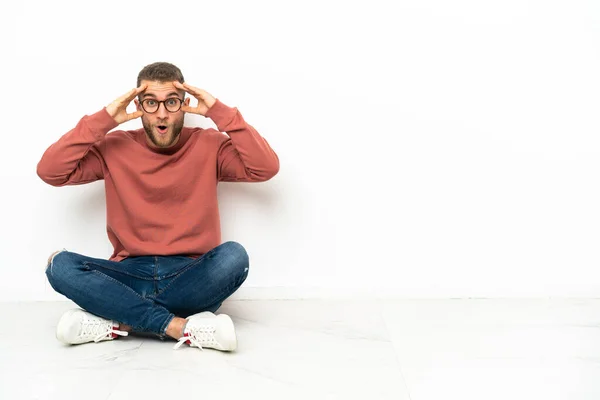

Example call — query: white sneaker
[173,312,237,351]
[56,309,128,345]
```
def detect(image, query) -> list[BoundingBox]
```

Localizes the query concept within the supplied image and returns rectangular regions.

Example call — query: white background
[1,0,600,300]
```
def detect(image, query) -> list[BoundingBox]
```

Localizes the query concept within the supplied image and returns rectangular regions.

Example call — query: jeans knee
[45,250,77,285]
[221,241,250,278]
[46,248,67,272]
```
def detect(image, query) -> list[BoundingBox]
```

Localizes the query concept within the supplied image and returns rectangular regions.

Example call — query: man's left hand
[174,81,216,116]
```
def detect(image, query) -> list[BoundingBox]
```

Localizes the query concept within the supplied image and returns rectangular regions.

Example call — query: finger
[114,89,136,107]
[173,81,196,97]
[135,82,148,94]
[114,88,136,105]
[182,82,203,96]
[125,83,148,102]
[180,105,194,113]
[173,81,185,91]
[126,110,143,121]
[116,84,147,105]
[186,84,213,102]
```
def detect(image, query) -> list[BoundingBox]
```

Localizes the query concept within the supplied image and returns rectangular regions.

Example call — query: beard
[142,117,184,148]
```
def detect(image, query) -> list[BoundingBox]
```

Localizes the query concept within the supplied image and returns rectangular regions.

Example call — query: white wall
[1,0,600,301]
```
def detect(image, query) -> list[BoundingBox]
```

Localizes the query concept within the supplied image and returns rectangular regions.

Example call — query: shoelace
[78,317,129,343]
[173,325,218,350]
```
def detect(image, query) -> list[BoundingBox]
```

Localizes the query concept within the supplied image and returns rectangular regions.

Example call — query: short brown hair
[137,62,185,87]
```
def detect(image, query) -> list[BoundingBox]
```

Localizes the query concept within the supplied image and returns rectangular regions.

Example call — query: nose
[156,102,169,118]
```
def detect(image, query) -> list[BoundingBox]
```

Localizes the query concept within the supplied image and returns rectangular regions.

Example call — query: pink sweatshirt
[37,99,279,262]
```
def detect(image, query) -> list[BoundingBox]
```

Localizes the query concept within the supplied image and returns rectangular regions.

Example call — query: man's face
[135,80,190,149]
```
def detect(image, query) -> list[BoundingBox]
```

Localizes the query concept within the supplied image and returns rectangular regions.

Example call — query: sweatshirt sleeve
[36,108,119,187]
[206,99,280,183]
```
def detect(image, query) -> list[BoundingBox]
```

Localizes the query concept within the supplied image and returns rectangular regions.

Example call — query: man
[37,62,280,352]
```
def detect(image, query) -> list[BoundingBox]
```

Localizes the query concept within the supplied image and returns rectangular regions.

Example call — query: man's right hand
[105,84,148,124]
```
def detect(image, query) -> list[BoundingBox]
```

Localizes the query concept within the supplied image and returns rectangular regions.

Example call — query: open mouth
[156,125,168,135]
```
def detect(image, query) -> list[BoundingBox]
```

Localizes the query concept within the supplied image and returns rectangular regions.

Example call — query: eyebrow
[142,92,181,99]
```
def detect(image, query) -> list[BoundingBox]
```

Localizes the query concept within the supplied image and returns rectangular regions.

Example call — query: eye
[166,98,178,106]
[145,99,157,106]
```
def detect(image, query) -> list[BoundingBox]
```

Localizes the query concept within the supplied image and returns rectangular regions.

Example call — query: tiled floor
[1,299,599,399]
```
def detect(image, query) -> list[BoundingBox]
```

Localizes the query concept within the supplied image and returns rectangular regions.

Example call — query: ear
[134,99,140,110]
[184,97,190,106]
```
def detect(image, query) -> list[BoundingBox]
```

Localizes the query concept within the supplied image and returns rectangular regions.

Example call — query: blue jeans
[45,241,249,336]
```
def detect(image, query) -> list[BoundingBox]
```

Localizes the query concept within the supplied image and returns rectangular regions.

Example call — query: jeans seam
[154,264,196,297]
[154,261,248,312]
[90,270,148,302]
[157,258,202,279]
[164,248,214,277]
[153,257,215,298]
[90,270,168,333]
[84,261,154,281]
[203,269,248,307]
[160,313,176,336]
[153,256,158,295]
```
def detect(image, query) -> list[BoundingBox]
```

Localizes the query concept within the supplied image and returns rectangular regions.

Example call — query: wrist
[105,105,117,119]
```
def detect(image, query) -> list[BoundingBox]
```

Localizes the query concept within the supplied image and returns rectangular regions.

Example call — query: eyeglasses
[140,97,184,113]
